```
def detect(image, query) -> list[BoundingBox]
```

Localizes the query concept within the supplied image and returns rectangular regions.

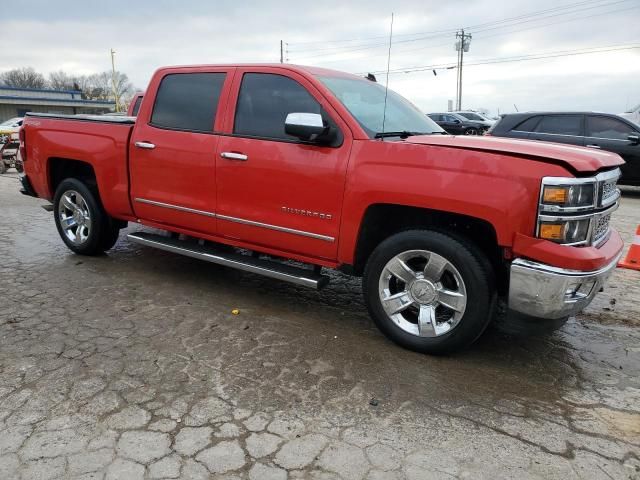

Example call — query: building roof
[0,85,82,95]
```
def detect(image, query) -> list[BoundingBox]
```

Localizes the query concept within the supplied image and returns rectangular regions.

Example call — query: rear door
[529,114,585,146]
[214,68,352,260]
[129,68,233,234]
[585,115,640,185]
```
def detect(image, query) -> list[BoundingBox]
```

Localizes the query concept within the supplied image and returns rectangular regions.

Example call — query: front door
[129,68,232,234]
[585,115,640,185]
[215,69,352,260]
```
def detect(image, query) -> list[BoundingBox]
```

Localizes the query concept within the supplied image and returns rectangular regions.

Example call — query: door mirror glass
[285,113,329,141]
[628,134,640,145]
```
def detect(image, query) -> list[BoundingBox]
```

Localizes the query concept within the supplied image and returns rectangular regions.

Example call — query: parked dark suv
[488,112,640,185]
[428,113,487,135]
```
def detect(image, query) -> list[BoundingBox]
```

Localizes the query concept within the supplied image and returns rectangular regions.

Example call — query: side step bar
[127,232,330,290]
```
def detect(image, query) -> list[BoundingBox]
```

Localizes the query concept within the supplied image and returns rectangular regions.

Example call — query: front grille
[600,180,617,205]
[593,213,611,244]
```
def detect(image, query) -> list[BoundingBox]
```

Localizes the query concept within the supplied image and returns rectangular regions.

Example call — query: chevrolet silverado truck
[19,64,625,354]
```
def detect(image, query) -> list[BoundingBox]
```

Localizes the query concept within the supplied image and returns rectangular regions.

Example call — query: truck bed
[26,112,136,124]
[22,112,136,219]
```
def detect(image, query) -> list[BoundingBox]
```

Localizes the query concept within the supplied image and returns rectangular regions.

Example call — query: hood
[405,134,623,173]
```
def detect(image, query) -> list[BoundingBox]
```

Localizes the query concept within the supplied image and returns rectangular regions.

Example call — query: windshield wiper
[374,131,425,139]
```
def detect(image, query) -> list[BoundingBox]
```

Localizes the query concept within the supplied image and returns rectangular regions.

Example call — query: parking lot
[0,171,639,479]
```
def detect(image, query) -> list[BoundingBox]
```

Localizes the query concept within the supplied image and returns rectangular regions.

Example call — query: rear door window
[534,115,583,136]
[586,116,635,140]
[151,72,226,132]
[513,116,541,132]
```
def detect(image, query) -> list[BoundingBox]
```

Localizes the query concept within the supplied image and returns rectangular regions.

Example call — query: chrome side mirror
[285,113,328,141]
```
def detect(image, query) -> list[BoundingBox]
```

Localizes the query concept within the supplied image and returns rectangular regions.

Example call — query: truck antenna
[380,13,394,137]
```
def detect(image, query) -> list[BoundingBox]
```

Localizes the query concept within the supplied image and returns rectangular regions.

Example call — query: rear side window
[513,116,541,132]
[535,115,582,136]
[151,73,226,132]
[586,116,635,140]
[131,96,143,116]
[234,73,321,141]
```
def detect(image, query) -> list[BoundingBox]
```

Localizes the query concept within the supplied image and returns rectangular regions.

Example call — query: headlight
[541,183,595,210]
[537,170,621,246]
[539,218,590,244]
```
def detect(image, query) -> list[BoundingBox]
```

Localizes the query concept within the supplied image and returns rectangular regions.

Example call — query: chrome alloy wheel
[58,190,92,245]
[378,250,467,337]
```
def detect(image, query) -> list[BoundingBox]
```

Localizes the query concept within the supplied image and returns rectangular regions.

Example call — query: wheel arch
[48,157,98,197]
[351,203,507,293]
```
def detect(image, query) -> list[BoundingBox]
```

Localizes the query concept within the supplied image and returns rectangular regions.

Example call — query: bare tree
[0,67,47,89]
[48,71,79,91]
[84,71,134,110]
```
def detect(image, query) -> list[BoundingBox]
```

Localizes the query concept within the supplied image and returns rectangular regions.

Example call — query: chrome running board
[127,232,330,290]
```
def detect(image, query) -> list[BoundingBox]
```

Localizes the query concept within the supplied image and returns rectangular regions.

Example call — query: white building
[0,86,115,121]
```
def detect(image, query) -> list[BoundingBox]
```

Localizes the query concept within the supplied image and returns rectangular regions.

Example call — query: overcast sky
[2,0,639,115]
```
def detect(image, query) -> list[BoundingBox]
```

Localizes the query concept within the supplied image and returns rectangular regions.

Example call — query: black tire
[0,161,6,174]
[464,128,479,135]
[363,230,496,355]
[15,162,24,173]
[53,178,120,255]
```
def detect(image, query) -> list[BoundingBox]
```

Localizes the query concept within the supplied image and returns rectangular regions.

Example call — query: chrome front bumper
[508,254,622,319]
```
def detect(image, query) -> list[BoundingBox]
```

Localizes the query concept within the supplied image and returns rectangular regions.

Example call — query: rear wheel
[15,162,24,173]
[0,161,6,174]
[53,178,121,255]
[363,230,495,354]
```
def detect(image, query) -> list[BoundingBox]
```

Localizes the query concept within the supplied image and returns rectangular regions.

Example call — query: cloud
[3,0,639,114]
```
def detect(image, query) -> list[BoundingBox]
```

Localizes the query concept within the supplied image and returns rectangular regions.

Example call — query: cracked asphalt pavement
[1,171,639,479]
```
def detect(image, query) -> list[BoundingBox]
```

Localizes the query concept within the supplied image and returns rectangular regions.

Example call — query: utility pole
[110,48,120,112]
[280,40,284,63]
[454,30,472,111]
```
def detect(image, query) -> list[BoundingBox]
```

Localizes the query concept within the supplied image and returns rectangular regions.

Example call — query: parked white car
[0,117,23,174]
[0,117,23,143]
[620,104,640,126]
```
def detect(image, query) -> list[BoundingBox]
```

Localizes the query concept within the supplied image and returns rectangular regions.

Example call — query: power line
[360,44,640,76]
[287,0,620,53]
[289,3,638,64]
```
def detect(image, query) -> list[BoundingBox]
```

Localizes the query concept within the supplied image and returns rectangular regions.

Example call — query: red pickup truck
[19,64,625,354]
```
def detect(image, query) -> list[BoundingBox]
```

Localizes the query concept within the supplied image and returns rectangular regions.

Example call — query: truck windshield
[316,75,444,138]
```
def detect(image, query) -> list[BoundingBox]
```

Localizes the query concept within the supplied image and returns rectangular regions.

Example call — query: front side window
[317,75,443,137]
[234,73,321,141]
[151,72,226,132]
[535,115,582,136]
[586,116,635,140]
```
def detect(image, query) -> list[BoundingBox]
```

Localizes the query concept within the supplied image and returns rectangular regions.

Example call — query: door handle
[220,152,248,161]
[586,144,601,149]
[135,141,156,150]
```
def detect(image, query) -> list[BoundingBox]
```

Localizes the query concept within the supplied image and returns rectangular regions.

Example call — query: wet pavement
[1,171,639,480]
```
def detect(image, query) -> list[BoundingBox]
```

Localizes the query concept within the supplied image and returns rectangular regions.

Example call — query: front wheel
[464,128,479,135]
[363,230,495,354]
[53,178,121,255]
